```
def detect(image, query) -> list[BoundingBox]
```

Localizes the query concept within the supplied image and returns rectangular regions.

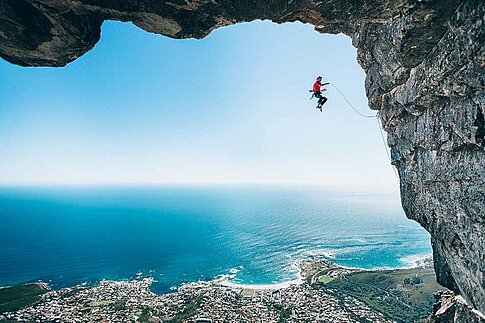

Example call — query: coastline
[0,254,433,293]
[217,254,432,291]
[0,282,50,291]
[1,255,442,322]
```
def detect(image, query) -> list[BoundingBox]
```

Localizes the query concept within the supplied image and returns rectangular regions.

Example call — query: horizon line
[0,181,400,193]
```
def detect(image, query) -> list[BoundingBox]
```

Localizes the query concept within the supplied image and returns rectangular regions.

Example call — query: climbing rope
[328,83,377,118]
[376,116,400,180]
[325,83,400,180]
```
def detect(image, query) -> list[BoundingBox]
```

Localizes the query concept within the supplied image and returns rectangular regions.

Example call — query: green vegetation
[167,296,202,323]
[137,307,151,322]
[278,307,292,322]
[111,300,126,310]
[240,289,254,298]
[0,283,48,313]
[404,276,424,285]
[318,275,334,284]
[320,268,444,322]
[90,300,116,307]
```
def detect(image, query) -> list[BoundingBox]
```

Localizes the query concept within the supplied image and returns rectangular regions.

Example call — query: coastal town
[1,258,439,322]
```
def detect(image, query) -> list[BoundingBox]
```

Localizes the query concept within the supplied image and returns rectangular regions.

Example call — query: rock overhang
[1,0,484,320]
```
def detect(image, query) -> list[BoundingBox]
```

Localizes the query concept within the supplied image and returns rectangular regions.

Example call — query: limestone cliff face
[1,0,483,320]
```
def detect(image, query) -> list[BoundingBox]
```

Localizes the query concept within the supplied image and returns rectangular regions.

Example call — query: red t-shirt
[313,81,321,93]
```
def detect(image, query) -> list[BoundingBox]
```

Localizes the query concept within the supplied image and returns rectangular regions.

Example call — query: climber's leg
[319,96,328,106]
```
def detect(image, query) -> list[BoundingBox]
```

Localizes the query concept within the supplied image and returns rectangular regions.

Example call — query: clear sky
[0,20,398,191]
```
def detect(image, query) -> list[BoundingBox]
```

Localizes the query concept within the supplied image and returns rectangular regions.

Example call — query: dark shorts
[314,93,327,104]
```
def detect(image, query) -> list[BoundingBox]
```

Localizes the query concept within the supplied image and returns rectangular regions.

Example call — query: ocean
[0,185,431,294]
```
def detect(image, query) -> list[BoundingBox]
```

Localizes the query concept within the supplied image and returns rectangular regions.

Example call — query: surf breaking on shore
[63,252,432,293]
[216,253,432,291]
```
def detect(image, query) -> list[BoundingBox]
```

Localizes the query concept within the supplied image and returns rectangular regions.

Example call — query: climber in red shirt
[312,76,328,112]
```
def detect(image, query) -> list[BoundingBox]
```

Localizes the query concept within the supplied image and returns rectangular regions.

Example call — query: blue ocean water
[0,186,431,294]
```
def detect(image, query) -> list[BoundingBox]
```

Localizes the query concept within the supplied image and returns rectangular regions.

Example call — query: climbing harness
[309,83,330,100]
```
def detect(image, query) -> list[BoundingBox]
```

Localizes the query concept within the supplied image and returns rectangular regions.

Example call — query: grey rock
[0,0,484,320]
[432,291,485,322]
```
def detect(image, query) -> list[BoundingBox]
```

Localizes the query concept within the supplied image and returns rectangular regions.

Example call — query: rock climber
[312,76,328,112]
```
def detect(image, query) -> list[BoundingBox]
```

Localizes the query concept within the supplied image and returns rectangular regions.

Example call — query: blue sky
[0,20,398,191]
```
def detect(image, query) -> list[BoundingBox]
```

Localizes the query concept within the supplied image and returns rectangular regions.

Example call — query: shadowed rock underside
[0,0,483,321]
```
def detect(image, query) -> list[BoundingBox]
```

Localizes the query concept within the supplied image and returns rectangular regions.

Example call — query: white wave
[302,249,337,259]
[220,277,303,290]
[399,254,432,268]
[173,251,432,293]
